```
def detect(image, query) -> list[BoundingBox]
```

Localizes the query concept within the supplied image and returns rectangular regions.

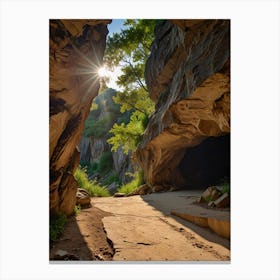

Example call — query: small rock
[55,249,68,258]
[210,189,221,201]
[77,188,90,196]
[201,186,222,202]
[208,201,216,208]
[76,188,91,206]
[53,249,79,260]
[113,192,127,197]
[213,192,230,208]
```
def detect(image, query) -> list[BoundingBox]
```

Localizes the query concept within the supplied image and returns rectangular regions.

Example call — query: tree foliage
[105,20,158,153]
[108,111,148,154]
[83,88,120,138]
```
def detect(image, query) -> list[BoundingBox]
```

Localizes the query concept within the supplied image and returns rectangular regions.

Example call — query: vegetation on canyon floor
[117,171,144,194]
[49,214,67,242]
[74,168,110,197]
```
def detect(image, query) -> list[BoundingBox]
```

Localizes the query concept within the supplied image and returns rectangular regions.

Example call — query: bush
[50,214,67,242]
[218,177,230,194]
[80,161,98,176]
[83,112,117,138]
[97,152,113,175]
[74,167,110,197]
[101,171,121,186]
[117,171,144,194]
[83,116,111,138]
[107,173,121,185]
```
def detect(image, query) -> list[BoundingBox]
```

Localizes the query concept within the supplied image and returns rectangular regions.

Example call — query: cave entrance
[178,134,230,189]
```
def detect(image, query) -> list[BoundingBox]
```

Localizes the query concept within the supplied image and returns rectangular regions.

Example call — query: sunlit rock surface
[136,20,230,189]
[49,19,111,216]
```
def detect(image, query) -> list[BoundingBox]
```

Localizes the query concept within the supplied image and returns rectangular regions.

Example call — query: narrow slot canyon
[49,19,231,262]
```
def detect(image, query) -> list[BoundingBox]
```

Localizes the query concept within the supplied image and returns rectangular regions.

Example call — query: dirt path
[50,206,114,261]
[50,191,230,261]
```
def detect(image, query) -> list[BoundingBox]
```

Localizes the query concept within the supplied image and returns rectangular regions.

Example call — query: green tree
[105,20,158,153]
[108,111,148,154]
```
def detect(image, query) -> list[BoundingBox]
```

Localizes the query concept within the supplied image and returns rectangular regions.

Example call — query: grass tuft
[49,214,67,242]
[73,205,81,215]
[74,167,110,197]
[117,171,144,194]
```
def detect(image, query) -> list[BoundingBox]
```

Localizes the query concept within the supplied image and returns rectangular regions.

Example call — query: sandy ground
[50,191,230,261]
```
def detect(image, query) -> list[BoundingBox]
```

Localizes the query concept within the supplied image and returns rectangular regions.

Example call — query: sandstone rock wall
[50,19,111,216]
[136,20,230,188]
[79,137,133,183]
[79,136,109,164]
[112,148,134,183]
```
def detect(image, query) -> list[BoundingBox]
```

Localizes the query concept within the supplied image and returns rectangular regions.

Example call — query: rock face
[136,20,230,189]
[50,20,111,216]
[79,136,133,183]
[79,136,109,163]
[112,147,134,183]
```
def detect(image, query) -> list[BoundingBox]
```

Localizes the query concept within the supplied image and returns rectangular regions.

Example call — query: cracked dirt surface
[93,191,230,261]
[50,191,230,261]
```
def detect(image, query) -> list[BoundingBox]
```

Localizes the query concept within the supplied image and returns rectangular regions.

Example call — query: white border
[0,0,279,279]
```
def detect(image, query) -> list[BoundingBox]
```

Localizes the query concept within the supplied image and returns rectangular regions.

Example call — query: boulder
[126,184,152,196]
[213,192,230,208]
[76,188,91,207]
[201,186,222,202]
[113,193,127,197]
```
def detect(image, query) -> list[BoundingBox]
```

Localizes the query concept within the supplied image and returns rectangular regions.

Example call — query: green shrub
[100,171,121,186]
[83,114,115,138]
[74,167,110,197]
[97,152,113,175]
[88,162,98,174]
[107,173,121,185]
[73,205,81,215]
[50,214,67,242]
[117,171,144,194]
[218,177,230,194]
[80,161,98,176]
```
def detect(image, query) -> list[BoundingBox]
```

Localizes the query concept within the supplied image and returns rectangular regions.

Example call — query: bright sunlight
[97,65,123,90]
[98,66,108,78]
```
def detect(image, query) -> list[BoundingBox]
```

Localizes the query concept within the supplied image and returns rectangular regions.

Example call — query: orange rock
[49,20,111,216]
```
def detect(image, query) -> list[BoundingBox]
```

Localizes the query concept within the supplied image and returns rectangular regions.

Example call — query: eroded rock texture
[50,19,111,216]
[136,20,230,189]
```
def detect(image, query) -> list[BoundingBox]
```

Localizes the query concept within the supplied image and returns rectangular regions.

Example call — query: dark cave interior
[179,134,230,189]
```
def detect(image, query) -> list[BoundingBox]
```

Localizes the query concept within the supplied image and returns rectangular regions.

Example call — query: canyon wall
[78,89,134,184]
[136,20,230,189]
[50,20,111,216]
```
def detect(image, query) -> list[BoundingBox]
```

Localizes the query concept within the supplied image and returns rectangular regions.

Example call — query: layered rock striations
[50,20,111,216]
[136,20,230,189]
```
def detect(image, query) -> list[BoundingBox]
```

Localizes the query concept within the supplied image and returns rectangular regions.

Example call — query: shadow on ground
[141,190,230,250]
[49,206,114,261]
[50,215,94,261]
